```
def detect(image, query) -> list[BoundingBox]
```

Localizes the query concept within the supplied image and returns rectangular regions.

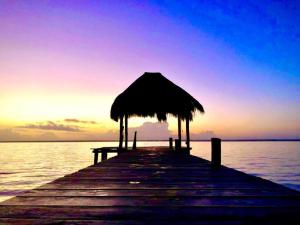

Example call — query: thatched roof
[110,72,204,122]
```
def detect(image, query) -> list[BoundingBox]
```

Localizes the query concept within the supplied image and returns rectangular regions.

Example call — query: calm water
[0,141,299,202]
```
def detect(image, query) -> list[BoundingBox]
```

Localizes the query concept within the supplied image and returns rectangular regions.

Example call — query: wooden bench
[92,147,127,165]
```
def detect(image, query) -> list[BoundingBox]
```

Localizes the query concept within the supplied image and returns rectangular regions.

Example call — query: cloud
[98,122,216,141]
[1,121,215,141]
[98,122,217,141]
[0,129,27,141]
[128,122,171,140]
[95,122,171,141]
[64,118,97,124]
[190,131,216,140]
[17,121,81,132]
[35,132,58,140]
[0,129,58,141]
[96,129,119,140]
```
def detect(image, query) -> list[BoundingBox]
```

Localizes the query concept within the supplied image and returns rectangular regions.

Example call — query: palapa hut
[111,72,204,150]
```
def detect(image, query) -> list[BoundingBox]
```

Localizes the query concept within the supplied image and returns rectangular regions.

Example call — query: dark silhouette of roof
[110,72,204,122]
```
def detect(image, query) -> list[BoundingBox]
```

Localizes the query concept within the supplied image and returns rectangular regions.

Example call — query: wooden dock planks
[0,146,299,224]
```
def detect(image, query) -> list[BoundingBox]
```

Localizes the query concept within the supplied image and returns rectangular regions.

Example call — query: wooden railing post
[133,131,137,150]
[211,138,221,168]
[125,114,128,150]
[186,118,190,149]
[169,138,173,149]
[119,116,124,149]
[178,117,181,148]
[175,139,180,150]
[102,151,108,161]
[93,150,99,165]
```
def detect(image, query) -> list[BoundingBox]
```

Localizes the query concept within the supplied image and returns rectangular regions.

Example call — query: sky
[0,0,299,141]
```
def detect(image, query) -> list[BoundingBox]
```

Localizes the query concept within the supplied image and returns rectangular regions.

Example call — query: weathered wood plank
[21,189,298,197]
[0,218,250,225]
[0,205,299,221]
[58,177,279,183]
[36,183,288,190]
[36,178,291,190]
[3,196,299,207]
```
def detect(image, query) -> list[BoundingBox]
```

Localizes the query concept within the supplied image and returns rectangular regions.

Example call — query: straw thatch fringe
[111,72,204,122]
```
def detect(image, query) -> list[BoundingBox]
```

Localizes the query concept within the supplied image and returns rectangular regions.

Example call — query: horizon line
[0,138,300,143]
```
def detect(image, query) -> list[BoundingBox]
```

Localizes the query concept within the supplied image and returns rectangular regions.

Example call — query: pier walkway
[0,147,299,224]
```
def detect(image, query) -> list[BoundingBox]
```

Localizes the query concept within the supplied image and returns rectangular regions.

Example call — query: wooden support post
[125,114,128,150]
[119,116,124,149]
[211,138,221,168]
[102,151,108,161]
[175,139,180,150]
[93,151,99,165]
[186,118,190,149]
[169,137,173,149]
[177,117,181,149]
[133,131,137,150]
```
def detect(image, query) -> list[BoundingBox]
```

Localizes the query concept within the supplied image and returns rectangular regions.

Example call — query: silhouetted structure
[111,72,204,149]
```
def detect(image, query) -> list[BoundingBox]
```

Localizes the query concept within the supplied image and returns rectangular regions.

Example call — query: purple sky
[0,0,299,141]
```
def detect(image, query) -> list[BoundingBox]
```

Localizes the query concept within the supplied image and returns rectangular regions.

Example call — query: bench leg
[94,152,98,165]
[102,152,107,161]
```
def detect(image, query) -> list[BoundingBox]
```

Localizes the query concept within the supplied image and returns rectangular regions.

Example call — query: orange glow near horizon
[0,90,298,141]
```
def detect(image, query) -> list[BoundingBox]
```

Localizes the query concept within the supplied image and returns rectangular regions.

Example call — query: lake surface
[0,141,299,202]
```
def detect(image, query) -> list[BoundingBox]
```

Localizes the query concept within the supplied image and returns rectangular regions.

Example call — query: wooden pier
[0,147,299,224]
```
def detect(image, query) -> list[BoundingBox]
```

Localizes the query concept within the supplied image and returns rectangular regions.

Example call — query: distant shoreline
[0,139,300,143]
